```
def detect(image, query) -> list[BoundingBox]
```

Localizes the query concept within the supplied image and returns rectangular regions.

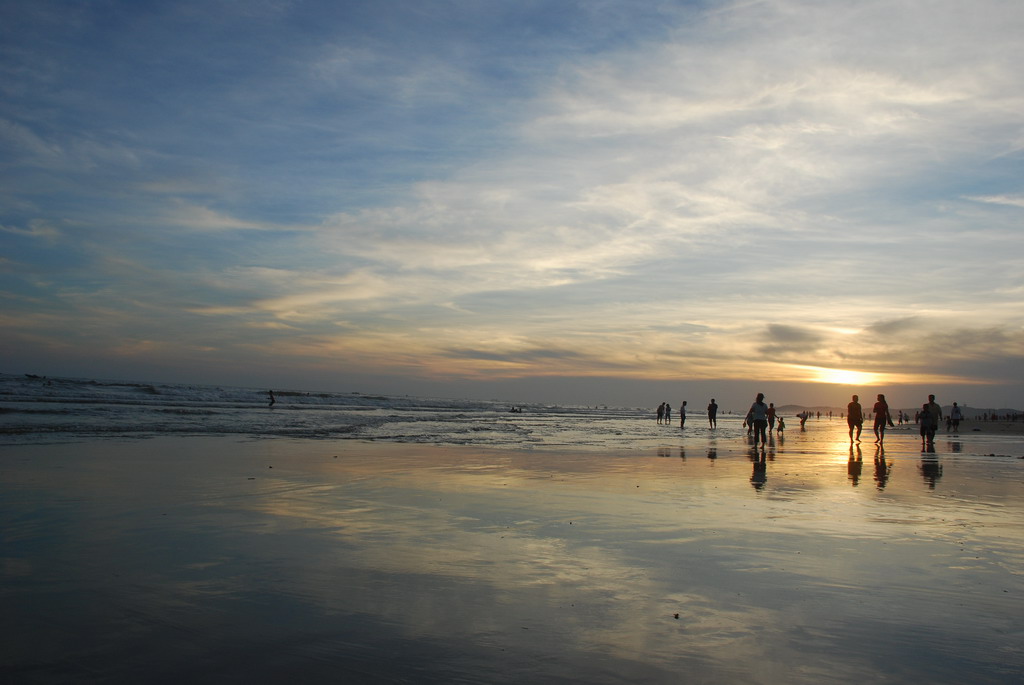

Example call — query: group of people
[844,393,951,447]
[658,399,720,429]
[660,392,960,450]
[744,394,784,447]
[844,394,896,444]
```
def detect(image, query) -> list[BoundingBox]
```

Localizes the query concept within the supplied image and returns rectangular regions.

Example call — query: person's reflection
[848,444,863,486]
[920,453,943,489]
[873,445,890,490]
[656,447,687,460]
[948,441,962,453]
[706,447,717,460]
[750,448,767,491]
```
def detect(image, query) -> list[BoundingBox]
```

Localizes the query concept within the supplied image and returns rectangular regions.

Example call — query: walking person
[924,395,942,446]
[950,402,963,432]
[847,394,863,443]
[920,403,937,447]
[872,394,890,444]
[748,393,769,448]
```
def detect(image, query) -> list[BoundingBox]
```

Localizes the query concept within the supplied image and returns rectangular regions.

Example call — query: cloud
[758,324,827,358]
[160,201,281,233]
[0,219,61,243]
[865,317,922,337]
[442,345,586,365]
[965,194,1024,209]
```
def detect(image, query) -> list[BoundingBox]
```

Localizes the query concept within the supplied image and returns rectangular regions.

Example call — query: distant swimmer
[707,399,718,428]
[268,390,276,407]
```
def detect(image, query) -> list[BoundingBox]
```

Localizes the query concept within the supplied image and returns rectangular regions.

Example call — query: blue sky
[2,0,1023,410]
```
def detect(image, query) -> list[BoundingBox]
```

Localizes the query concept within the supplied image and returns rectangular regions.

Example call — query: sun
[800,366,884,385]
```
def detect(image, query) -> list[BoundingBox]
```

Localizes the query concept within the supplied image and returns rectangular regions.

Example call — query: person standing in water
[924,395,943,445]
[949,402,963,432]
[707,399,718,428]
[679,400,687,429]
[748,393,769,448]
[872,393,890,444]
[268,390,276,407]
[847,394,863,442]
[919,402,936,446]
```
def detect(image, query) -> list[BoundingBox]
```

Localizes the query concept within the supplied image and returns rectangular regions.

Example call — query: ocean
[0,372,731,449]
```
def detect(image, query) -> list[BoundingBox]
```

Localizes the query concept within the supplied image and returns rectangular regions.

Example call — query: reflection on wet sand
[750,448,767,490]
[848,445,864,486]
[2,426,1023,684]
[920,452,943,489]
[873,446,891,490]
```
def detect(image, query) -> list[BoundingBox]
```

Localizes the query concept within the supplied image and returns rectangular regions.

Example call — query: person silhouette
[872,394,890,444]
[847,394,863,442]
[748,393,769,447]
[950,402,963,431]
[707,399,718,428]
[920,402,937,446]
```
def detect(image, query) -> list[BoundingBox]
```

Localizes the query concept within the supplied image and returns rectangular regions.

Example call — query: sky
[2,0,1023,411]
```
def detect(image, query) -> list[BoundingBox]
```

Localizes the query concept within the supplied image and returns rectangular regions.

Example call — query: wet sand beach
[2,424,1023,684]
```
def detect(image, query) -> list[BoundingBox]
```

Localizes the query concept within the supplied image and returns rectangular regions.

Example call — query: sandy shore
[952,419,1024,434]
[2,431,1023,683]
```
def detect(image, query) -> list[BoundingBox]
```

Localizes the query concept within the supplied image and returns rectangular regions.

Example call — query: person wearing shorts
[872,394,890,444]
[847,394,863,442]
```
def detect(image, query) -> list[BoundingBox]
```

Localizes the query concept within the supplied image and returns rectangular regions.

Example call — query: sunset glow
[805,368,885,387]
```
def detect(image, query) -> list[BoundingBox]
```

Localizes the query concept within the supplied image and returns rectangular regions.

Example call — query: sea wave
[0,372,679,448]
